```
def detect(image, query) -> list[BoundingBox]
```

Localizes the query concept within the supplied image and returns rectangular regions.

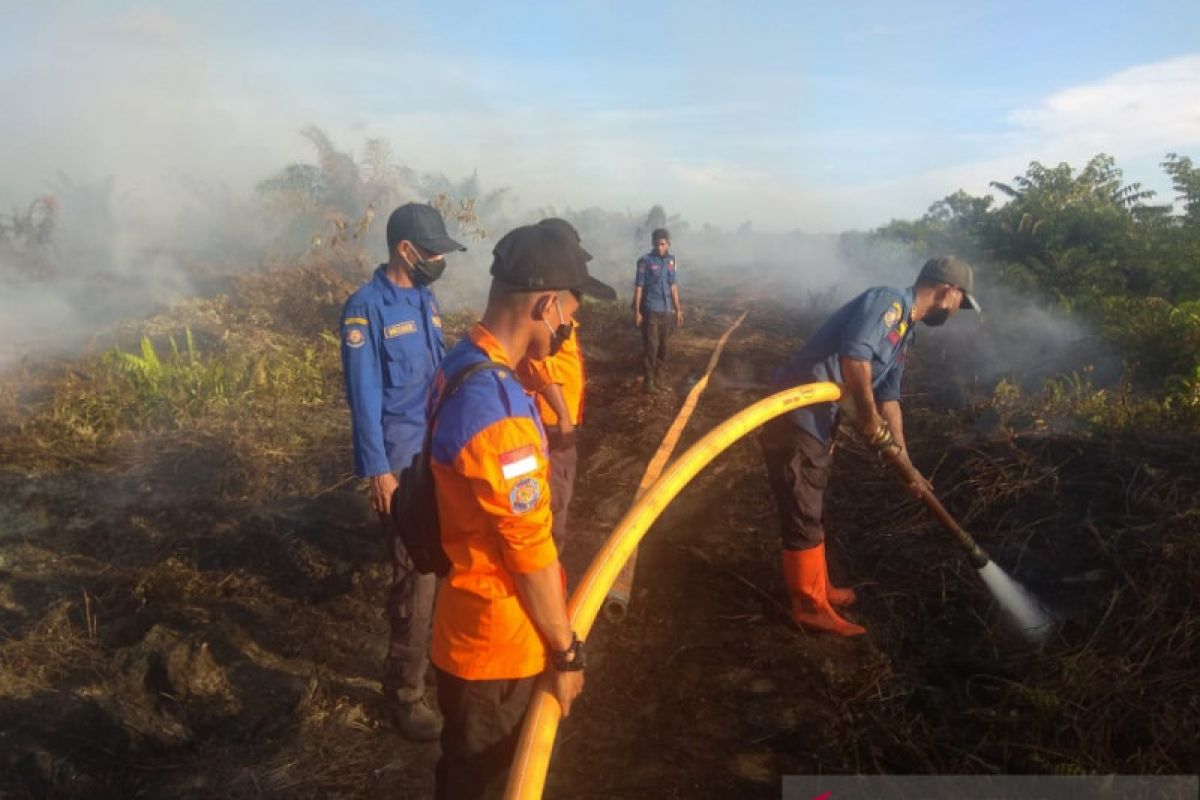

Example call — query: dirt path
[550,301,886,797]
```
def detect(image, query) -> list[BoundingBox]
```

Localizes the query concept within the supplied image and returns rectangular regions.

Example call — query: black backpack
[391,359,507,576]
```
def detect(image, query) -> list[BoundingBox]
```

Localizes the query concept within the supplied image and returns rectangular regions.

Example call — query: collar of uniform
[468,323,515,368]
[903,286,917,324]
[372,264,424,304]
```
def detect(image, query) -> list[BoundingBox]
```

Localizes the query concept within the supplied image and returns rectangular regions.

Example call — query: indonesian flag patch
[499,444,538,480]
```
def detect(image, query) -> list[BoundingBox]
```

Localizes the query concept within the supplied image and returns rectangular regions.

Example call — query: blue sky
[2,1,1198,231]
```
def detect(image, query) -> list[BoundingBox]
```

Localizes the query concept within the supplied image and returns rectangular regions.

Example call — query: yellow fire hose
[503,381,842,800]
[605,310,749,620]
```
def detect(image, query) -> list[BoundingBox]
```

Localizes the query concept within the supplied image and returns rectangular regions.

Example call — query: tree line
[873,153,1200,414]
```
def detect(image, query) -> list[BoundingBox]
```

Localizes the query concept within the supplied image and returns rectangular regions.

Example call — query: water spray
[882,449,1053,641]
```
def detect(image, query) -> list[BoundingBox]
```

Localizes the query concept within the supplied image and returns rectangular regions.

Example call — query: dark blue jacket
[635,252,678,313]
[340,265,446,476]
[773,286,916,443]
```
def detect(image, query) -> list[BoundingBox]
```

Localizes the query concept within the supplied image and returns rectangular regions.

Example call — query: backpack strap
[423,359,509,448]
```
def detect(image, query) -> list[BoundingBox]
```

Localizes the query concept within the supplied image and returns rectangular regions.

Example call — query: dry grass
[1,279,1197,797]
[827,420,1200,775]
[0,599,101,699]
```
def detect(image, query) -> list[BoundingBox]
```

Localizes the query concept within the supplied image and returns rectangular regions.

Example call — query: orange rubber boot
[819,543,857,608]
[781,548,866,637]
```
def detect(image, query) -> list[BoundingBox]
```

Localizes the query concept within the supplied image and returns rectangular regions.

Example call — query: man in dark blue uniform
[632,227,684,392]
[340,203,465,739]
[762,256,981,637]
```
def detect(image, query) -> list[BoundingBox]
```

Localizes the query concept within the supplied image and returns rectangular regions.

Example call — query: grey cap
[917,256,981,312]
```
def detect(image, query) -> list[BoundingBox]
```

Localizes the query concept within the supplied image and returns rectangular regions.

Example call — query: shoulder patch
[500,444,537,480]
[882,302,902,328]
[509,477,541,514]
[384,320,418,338]
[432,315,443,329]
[343,316,368,326]
[345,328,365,348]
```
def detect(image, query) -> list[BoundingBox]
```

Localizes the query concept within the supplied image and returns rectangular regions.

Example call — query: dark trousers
[548,441,578,553]
[435,668,536,800]
[759,418,833,551]
[380,511,437,701]
[640,310,674,376]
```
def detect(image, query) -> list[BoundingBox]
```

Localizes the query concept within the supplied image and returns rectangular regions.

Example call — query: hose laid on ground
[605,309,749,620]
[503,381,843,800]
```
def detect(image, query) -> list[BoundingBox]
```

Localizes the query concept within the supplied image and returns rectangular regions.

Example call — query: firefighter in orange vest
[515,218,590,553]
[428,223,616,798]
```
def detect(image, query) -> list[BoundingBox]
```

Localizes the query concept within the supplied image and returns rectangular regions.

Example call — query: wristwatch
[550,632,586,672]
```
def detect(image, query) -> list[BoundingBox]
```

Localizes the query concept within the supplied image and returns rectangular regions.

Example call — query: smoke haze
[1,4,1193,382]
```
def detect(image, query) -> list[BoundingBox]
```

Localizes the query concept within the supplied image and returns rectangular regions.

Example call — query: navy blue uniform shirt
[340,265,446,476]
[772,286,916,443]
[635,251,678,313]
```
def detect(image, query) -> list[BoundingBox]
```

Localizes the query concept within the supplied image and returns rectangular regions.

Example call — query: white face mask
[543,296,573,355]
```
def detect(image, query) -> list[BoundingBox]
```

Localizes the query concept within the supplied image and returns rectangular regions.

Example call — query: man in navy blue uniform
[340,202,465,739]
[632,227,684,392]
[762,256,981,637]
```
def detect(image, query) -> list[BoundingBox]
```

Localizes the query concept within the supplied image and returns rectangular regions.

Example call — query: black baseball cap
[917,255,981,311]
[537,217,593,262]
[490,224,616,301]
[386,203,466,256]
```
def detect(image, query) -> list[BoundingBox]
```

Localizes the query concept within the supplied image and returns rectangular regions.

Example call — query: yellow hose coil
[503,381,843,800]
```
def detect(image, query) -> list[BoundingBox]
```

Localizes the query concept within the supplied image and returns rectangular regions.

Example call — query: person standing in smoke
[515,218,592,555]
[632,227,684,393]
[339,203,465,740]
[429,223,613,798]
[761,256,981,637]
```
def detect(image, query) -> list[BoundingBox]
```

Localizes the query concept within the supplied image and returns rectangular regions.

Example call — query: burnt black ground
[1,293,1197,799]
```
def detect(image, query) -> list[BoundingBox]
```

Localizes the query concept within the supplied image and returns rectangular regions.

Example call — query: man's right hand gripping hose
[867,422,932,498]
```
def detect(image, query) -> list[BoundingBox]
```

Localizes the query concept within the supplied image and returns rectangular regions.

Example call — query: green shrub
[17,327,341,454]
